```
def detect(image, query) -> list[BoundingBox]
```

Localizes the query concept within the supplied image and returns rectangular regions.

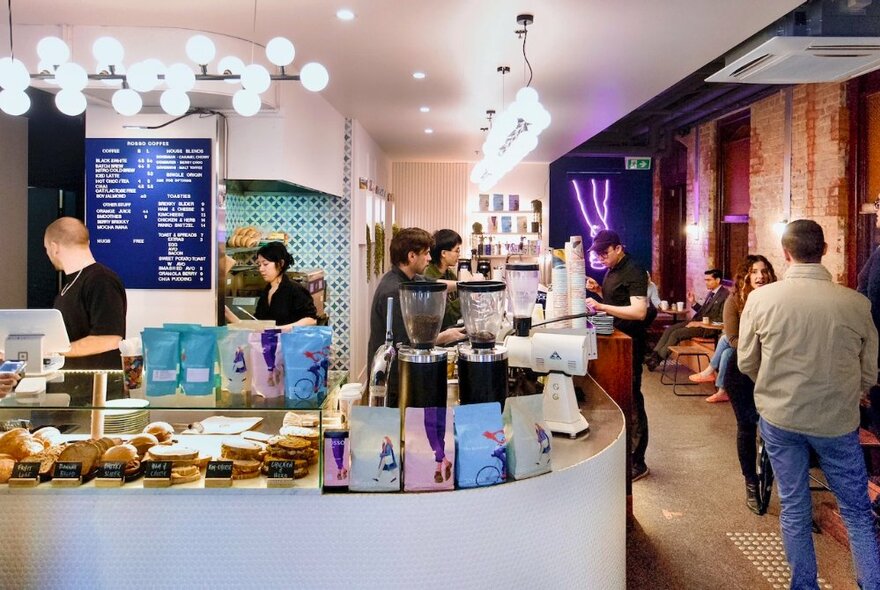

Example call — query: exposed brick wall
[651,81,853,292]
[651,158,662,278]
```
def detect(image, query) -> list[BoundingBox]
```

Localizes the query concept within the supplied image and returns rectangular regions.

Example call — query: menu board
[86,138,212,289]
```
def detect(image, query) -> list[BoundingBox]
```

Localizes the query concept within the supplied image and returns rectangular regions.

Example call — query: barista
[245,241,318,331]
[423,229,462,329]
[44,217,127,370]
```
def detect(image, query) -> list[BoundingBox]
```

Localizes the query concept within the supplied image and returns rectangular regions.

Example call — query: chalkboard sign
[97,462,125,480]
[266,460,295,479]
[206,460,233,479]
[86,138,212,289]
[144,460,172,479]
[53,462,83,480]
[11,461,40,480]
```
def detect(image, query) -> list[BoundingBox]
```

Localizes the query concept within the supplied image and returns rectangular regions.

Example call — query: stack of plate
[103,399,150,434]
[589,312,615,336]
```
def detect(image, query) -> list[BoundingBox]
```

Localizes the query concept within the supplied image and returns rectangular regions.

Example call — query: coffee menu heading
[86,138,212,289]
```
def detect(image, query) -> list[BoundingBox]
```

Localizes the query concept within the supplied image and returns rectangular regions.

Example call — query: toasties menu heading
[86,138,212,289]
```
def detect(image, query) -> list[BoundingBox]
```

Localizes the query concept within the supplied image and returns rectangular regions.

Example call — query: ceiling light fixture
[470,14,551,192]
[336,8,355,21]
[0,1,329,117]
[412,71,426,80]
[424,128,434,134]
[419,106,430,113]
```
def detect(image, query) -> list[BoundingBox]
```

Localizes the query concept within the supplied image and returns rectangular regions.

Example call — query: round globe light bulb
[299,62,329,92]
[232,89,261,117]
[126,62,159,93]
[515,86,539,104]
[0,89,30,115]
[530,107,551,133]
[165,63,196,91]
[142,59,166,84]
[217,56,245,84]
[55,62,88,91]
[111,88,142,116]
[92,37,124,65]
[186,35,216,65]
[241,64,271,94]
[96,63,125,87]
[55,89,87,116]
[37,36,70,66]
[265,37,295,67]
[0,57,31,91]
[160,89,190,116]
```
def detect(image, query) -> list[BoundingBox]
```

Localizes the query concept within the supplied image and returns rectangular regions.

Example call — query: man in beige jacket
[739,219,879,589]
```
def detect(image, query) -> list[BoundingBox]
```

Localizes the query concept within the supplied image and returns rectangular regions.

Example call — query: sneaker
[645,354,661,372]
[631,463,650,482]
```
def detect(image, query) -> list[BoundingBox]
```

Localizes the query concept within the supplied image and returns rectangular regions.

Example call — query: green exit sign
[625,157,652,170]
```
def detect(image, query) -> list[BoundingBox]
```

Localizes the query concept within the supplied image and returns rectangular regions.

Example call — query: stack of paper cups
[566,237,587,328]
[550,265,570,327]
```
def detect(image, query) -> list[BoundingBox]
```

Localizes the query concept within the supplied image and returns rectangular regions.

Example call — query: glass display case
[0,369,348,492]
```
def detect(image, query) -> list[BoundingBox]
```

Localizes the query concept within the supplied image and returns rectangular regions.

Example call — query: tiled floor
[626,364,863,589]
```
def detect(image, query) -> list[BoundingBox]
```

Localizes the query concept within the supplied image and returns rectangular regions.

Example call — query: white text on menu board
[92,140,209,283]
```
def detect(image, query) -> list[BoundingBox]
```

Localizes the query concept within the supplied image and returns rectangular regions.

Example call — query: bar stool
[660,345,712,396]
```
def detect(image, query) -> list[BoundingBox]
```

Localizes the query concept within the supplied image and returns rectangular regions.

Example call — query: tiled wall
[225,120,353,371]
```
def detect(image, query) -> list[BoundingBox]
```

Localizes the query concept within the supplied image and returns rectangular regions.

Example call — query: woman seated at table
[233,241,318,331]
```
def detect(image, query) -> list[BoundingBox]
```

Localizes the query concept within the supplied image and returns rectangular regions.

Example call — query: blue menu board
[86,138,212,289]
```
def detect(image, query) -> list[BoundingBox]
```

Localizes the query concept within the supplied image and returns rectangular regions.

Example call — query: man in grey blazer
[645,269,729,371]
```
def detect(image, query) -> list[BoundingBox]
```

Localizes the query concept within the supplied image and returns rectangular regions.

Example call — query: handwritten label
[11,461,40,480]
[144,460,172,479]
[266,460,295,479]
[97,462,125,480]
[206,461,233,479]
[53,462,83,480]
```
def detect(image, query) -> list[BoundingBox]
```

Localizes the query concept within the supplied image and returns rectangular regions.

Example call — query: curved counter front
[0,377,626,589]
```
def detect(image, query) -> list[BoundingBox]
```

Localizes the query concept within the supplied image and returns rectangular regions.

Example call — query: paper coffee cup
[702,316,710,325]
[676,302,685,311]
[660,300,668,310]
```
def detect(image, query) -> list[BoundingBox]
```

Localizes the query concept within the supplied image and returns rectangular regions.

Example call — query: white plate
[104,398,150,415]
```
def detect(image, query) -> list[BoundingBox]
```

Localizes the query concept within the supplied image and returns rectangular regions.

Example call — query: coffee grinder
[456,281,508,404]
[397,282,448,409]
[505,263,540,337]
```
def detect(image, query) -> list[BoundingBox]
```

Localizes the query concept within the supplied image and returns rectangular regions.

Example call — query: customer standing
[423,229,462,329]
[43,217,127,370]
[739,220,880,588]
[367,228,465,406]
[857,199,880,431]
[716,255,777,513]
[585,230,650,481]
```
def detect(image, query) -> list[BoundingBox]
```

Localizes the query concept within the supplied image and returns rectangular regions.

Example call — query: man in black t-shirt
[44,218,127,370]
[585,230,651,481]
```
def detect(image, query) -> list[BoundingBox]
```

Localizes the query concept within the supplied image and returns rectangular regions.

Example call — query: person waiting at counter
[244,241,318,331]
[423,229,462,329]
[44,217,127,370]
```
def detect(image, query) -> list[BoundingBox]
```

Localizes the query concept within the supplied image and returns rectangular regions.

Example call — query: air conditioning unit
[706,36,880,84]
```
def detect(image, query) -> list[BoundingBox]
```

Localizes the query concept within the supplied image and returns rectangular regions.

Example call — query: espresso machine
[456,281,508,404]
[397,282,448,409]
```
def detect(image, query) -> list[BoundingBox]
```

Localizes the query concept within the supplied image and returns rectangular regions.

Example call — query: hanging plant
[391,223,400,239]
[374,222,385,277]
[365,224,372,281]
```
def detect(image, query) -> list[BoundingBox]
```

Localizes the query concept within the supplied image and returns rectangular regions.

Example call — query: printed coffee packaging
[249,330,283,398]
[454,402,506,488]
[503,394,552,479]
[280,326,332,409]
[349,406,401,492]
[404,407,454,492]
[216,328,251,394]
[141,328,180,397]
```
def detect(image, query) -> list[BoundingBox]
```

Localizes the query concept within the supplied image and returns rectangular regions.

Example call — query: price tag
[52,462,83,487]
[204,460,233,488]
[143,460,172,488]
[266,460,295,488]
[9,461,40,488]
[95,462,125,488]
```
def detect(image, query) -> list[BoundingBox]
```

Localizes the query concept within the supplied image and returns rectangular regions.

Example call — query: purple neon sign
[571,177,612,270]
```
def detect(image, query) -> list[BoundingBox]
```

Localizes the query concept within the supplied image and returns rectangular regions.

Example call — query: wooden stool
[660,345,711,396]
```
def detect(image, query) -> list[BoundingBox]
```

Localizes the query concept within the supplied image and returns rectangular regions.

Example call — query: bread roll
[128,433,159,456]
[0,457,14,483]
[144,422,174,443]
[102,444,138,463]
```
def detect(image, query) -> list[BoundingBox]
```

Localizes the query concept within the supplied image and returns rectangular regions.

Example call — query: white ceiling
[11,0,804,163]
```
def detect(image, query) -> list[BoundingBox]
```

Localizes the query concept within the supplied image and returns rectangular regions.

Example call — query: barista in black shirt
[44,218,127,370]
[585,230,651,482]
[251,242,318,330]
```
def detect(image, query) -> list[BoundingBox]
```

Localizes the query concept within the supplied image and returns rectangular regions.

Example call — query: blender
[457,281,509,404]
[397,282,448,409]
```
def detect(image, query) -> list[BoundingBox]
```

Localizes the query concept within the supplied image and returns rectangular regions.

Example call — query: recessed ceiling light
[424,128,434,134]
[412,71,426,80]
[419,106,430,113]
[336,9,355,21]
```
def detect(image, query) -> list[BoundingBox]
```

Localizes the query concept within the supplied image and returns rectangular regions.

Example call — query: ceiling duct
[707,0,880,84]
